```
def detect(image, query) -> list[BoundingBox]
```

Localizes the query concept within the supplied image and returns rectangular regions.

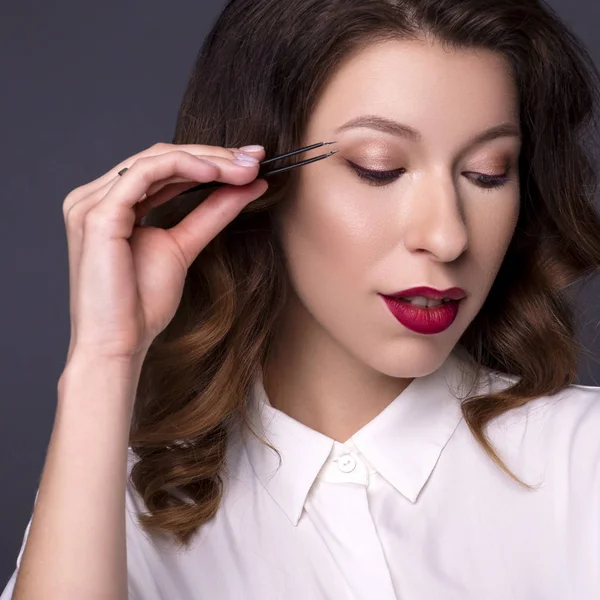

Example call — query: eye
[465,172,511,191]
[347,160,405,187]
[347,160,512,191]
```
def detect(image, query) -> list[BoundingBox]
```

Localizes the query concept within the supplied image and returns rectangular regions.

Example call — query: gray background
[0,0,598,585]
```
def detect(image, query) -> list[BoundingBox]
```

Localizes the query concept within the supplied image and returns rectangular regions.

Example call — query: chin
[360,335,458,379]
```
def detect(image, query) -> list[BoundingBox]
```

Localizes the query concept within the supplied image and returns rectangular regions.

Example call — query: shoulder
[539,382,600,459]
[479,361,600,422]
[484,370,600,467]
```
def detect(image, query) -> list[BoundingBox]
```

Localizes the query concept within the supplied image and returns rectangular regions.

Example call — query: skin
[263,38,522,442]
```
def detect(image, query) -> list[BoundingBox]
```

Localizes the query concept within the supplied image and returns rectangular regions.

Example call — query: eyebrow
[334,114,521,147]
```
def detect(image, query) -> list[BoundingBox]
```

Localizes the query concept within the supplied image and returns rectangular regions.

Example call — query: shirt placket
[304,441,398,600]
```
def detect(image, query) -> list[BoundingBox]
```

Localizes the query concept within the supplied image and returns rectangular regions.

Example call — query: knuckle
[62,188,84,217]
[63,197,89,227]
[62,200,73,221]
[126,156,154,182]
[127,155,144,170]
[82,208,102,229]
[64,200,85,228]
[164,150,197,174]
[83,206,115,234]
[169,149,194,163]
[150,141,170,152]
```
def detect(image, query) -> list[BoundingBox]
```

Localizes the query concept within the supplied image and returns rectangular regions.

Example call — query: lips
[383,296,460,335]
[380,286,467,335]
[386,286,467,301]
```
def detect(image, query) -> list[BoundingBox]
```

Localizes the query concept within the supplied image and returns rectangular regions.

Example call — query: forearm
[12,354,144,600]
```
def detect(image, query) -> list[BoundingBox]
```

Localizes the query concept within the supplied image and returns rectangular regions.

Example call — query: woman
[3,0,600,598]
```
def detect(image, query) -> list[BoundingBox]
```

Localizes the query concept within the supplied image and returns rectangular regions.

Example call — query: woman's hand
[61,142,267,363]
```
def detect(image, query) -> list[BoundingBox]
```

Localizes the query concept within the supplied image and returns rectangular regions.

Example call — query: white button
[338,454,356,473]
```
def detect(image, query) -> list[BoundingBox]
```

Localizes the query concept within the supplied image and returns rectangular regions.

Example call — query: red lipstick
[380,286,466,335]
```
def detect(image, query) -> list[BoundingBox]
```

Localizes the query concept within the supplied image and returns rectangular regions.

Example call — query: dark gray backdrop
[1,0,598,585]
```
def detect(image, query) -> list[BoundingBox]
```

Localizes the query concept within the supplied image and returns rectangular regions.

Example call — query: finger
[167,178,270,269]
[64,167,200,354]
[97,152,262,220]
[62,143,257,214]
[141,150,264,197]
[64,174,121,360]
[120,147,265,200]
[63,145,264,359]
[66,147,265,296]
[133,182,199,226]
[132,151,267,222]
[66,148,258,261]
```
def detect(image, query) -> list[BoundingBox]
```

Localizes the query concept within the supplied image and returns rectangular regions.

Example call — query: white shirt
[3,350,600,600]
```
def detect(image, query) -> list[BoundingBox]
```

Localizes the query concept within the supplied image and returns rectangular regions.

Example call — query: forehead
[306,39,519,144]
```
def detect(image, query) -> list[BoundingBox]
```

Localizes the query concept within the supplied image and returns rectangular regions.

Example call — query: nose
[402,171,468,262]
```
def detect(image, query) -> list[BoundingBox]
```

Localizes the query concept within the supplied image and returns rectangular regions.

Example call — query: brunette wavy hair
[128,0,600,547]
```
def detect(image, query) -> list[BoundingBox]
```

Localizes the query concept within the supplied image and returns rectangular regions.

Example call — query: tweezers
[176,141,338,197]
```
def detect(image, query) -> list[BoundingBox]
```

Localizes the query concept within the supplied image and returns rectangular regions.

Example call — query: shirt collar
[243,373,334,526]
[243,348,484,526]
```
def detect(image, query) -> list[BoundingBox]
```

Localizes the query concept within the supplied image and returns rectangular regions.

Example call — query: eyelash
[348,162,511,191]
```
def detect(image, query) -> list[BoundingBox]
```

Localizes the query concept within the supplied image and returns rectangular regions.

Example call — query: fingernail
[233,157,259,167]
[239,145,264,152]
[233,151,259,163]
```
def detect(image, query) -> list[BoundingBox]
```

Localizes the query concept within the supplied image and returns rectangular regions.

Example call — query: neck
[263,292,412,443]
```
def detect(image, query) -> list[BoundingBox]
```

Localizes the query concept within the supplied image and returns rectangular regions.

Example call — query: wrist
[58,350,146,401]
[63,346,147,375]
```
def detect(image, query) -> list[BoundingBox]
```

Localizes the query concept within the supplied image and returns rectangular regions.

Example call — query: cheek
[277,176,385,281]
[467,197,520,281]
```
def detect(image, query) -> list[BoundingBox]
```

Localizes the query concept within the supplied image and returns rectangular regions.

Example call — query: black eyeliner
[346,159,404,186]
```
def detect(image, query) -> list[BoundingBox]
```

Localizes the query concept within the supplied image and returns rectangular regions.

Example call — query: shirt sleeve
[0,490,38,600]
[0,512,146,600]
[0,454,156,600]
[562,385,600,586]
[123,477,164,600]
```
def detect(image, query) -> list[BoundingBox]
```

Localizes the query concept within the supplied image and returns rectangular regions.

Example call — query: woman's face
[274,38,521,378]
